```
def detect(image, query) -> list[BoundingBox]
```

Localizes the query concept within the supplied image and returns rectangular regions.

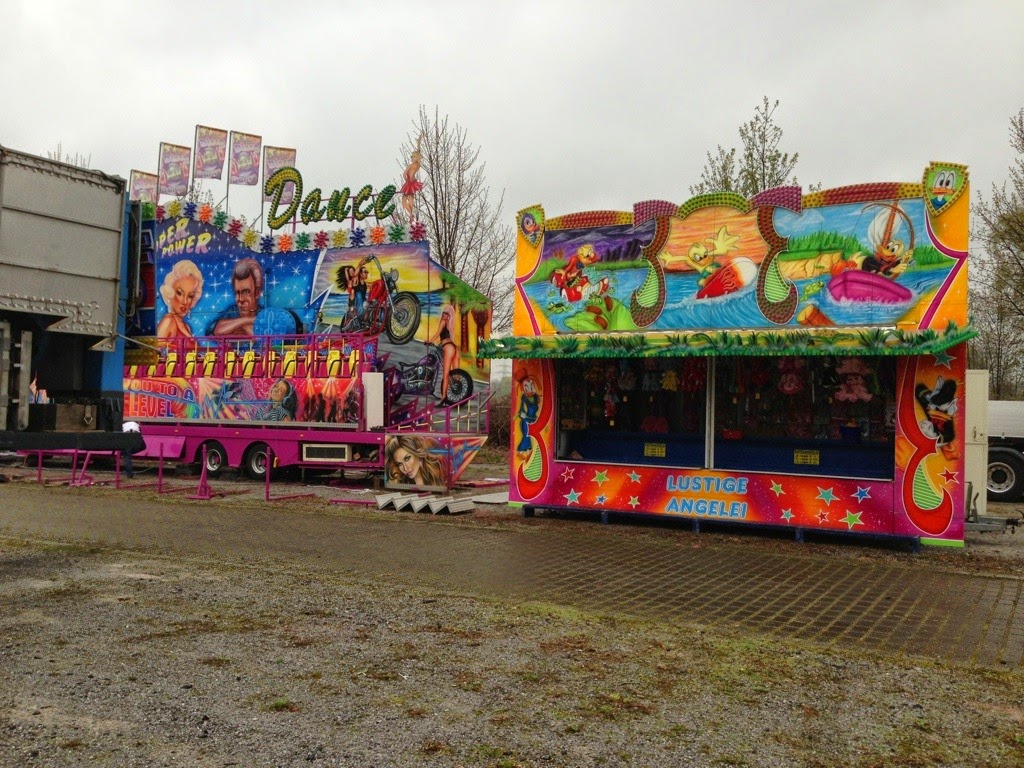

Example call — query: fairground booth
[481,163,974,546]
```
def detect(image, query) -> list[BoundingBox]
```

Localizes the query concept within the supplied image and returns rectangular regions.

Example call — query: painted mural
[125,205,492,428]
[513,163,968,338]
[503,164,972,544]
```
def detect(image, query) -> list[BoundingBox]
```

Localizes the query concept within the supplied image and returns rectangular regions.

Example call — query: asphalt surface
[2,470,1022,671]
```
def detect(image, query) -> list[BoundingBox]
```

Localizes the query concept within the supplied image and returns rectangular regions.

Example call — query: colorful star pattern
[841,510,864,529]
[770,481,785,497]
[816,487,837,505]
[592,470,609,486]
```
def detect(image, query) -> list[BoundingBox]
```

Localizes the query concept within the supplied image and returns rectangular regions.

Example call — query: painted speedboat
[826,270,912,304]
[695,257,757,299]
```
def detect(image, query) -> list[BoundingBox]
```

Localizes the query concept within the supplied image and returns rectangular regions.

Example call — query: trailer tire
[987,449,1024,502]
[244,442,270,481]
[198,441,227,477]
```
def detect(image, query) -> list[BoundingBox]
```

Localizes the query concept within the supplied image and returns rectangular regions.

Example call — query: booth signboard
[485,163,973,544]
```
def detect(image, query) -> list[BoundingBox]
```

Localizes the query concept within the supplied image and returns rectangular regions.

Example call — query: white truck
[987,400,1024,502]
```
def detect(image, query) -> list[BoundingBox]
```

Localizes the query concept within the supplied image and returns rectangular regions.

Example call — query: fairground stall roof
[488,164,974,359]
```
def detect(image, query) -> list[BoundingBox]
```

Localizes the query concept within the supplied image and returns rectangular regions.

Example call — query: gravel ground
[1,459,1023,767]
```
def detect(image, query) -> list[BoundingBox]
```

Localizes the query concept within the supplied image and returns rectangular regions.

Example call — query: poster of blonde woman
[156,259,203,338]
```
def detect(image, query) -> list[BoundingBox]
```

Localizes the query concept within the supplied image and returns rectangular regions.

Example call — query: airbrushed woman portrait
[156,259,204,338]
[385,434,448,487]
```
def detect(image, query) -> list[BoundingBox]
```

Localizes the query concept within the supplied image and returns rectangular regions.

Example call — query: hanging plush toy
[777,357,806,395]
[834,357,874,402]
[604,367,620,419]
[680,359,707,393]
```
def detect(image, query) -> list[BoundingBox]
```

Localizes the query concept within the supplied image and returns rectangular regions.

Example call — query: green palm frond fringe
[478,322,975,359]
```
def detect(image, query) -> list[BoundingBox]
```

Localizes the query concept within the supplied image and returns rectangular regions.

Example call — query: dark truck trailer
[0,146,140,450]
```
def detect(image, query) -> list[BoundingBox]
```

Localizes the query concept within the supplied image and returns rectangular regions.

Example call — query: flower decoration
[259,234,275,254]
[349,227,367,247]
[228,219,244,238]
[277,233,294,252]
[410,221,427,240]
[314,231,330,249]
[213,210,229,229]
[295,232,312,251]
[242,229,259,249]
[183,201,198,219]
[388,223,406,243]
[369,225,386,245]
[198,204,213,223]
[155,205,166,222]
[330,230,348,248]
[166,200,183,218]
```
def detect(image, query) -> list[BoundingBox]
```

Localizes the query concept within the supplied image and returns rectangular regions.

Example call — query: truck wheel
[198,441,227,477]
[987,449,1024,502]
[244,443,270,481]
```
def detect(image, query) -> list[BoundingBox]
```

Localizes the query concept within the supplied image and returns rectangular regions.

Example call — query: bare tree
[690,97,808,197]
[971,108,1024,397]
[397,107,514,332]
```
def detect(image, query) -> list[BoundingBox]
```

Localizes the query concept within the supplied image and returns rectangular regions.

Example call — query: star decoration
[816,509,830,524]
[931,349,954,369]
[213,210,229,229]
[780,508,795,523]
[198,203,213,223]
[628,496,641,508]
[228,219,244,238]
[242,229,259,248]
[166,200,182,218]
[853,486,871,502]
[841,510,864,529]
[183,201,197,219]
[388,223,406,243]
[330,230,348,248]
[369,226,386,245]
[349,228,367,247]
[560,467,575,482]
[410,221,427,240]
[816,487,837,505]
[314,231,330,249]
[277,234,294,252]
[564,489,581,505]
[770,481,785,497]
[595,494,607,505]
[592,470,608,486]
[628,471,642,483]
[941,468,959,484]
[295,232,312,251]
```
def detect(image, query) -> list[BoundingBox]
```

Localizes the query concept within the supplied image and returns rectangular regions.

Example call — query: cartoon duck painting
[680,226,740,286]
[549,244,610,303]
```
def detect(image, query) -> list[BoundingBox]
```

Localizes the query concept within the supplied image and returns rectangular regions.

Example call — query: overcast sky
[3,0,1023,230]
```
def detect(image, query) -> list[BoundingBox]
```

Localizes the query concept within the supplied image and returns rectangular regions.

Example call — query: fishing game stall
[482,163,974,545]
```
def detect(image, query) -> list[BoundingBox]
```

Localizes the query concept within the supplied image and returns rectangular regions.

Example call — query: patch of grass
[58,739,85,750]
[454,671,484,692]
[581,690,656,721]
[266,697,300,713]
[420,739,449,754]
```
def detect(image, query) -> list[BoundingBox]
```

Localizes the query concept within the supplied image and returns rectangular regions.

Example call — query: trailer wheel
[244,443,270,481]
[198,441,227,477]
[987,449,1024,502]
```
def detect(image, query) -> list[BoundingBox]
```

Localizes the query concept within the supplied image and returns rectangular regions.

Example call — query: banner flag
[194,125,228,180]
[129,170,158,203]
[263,146,297,203]
[157,143,191,198]
[229,131,261,186]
